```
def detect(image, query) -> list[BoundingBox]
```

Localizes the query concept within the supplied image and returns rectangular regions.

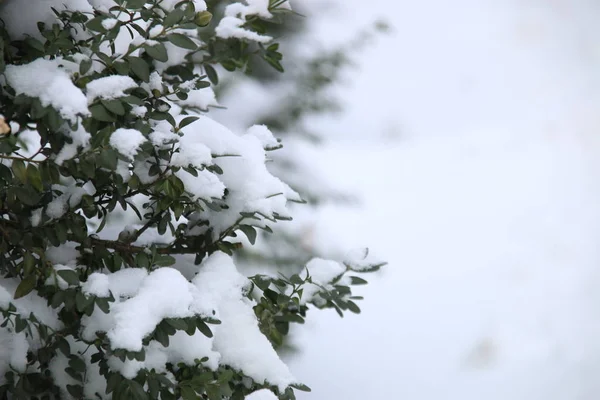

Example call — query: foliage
[0,0,383,399]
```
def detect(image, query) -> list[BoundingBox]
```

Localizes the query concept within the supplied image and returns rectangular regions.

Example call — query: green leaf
[57,337,71,356]
[167,33,197,50]
[96,297,110,313]
[350,276,368,285]
[90,103,116,122]
[86,17,106,32]
[135,252,150,269]
[99,148,119,170]
[178,116,198,130]
[204,64,218,85]
[165,318,187,331]
[67,384,84,398]
[58,269,79,286]
[27,164,43,191]
[129,380,148,400]
[14,275,36,299]
[79,58,92,75]
[128,56,150,82]
[106,373,122,394]
[154,254,176,266]
[144,43,168,62]
[196,319,213,338]
[12,186,40,206]
[69,356,86,372]
[11,159,27,183]
[101,99,126,116]
[290,383,311,392]
[238,225,257,245]
[163,8,185,27]
[346,300,361,314]
[14,316,27,333]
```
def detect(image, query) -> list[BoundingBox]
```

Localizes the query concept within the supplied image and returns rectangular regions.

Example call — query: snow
[4,59,89,122]
[177,115,300,238]
[46,180,96,220]
[158,0,206,12]
[215,0,286,43]
[245,389,279,400]
[81,273,110,297]
[288,1,600,399]
[0,278,61,330]
[107,268,202,351]
[193,252,296,391]
[179,87,218,110]
[300,258,346,305]
[109,128,147,160]
[246,125,279,149]
[86,75,137,102]
[55,124,91,165]
[101,18,118,30]
[216,17,272,43]
[9,333,29,373]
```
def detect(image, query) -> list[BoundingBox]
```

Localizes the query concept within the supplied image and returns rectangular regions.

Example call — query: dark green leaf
[128,56,150,82]
[90,103,116,122]
[14,275,36,299]
[167,33,197,50]
[239,225,257,245]
[102,99,126,116]
[144,43,168,62]
[204,64,218,85]
[11,159,27,183]
[57,269,79,286]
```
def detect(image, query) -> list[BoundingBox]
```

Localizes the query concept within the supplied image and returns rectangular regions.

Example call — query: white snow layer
[193,252,295,391]
[109,128,147,160]
[76,253,294,389]
[245,389,279,400]
[4,59,89,122]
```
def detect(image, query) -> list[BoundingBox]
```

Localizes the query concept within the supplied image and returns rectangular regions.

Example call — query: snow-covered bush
[0,0,384,399]
[211,4,388,281]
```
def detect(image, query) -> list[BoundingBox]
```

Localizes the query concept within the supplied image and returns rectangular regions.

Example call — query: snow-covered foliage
[0,0,382,398]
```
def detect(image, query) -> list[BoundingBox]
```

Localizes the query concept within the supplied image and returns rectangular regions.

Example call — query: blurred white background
[287,0,600,399]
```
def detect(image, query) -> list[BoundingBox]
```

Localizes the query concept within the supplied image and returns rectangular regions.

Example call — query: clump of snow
[343,247,386,271]
[9,333,29,373]
[86,75,137,102]
[0,278,61,330]
[5,59,89,122]
[30,208,43,227]
[193,252,295,391]
[109,128,147,160]
[148,71,163,92]
[55,124,92,165]
[300,258,346,306]
[177,169,225,201]
[245,389,279,400]
[46,181,96,220]
[178,116,300,239]
[179,87,218,110]
[149,24,164,38]
[171,133,212,168]
[101,18,118,30]
[81,273,110,297]
[215,0,291,43]
[158,0,206,11]
[246,124,279,149]
[107,268,206,351]
[216,17,272,43]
